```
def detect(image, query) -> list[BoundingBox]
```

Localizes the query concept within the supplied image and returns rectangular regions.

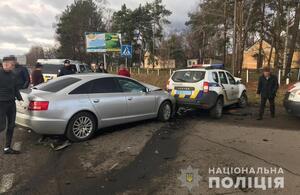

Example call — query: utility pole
[232,0,237,74]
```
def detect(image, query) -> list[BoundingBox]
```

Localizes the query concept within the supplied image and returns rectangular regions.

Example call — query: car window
[37,77,81,92]
[172,71,206,83]
[79,65,86,73]
[69,81,93,94]
[219,72,228,84]
[42,64,63,74]
[212,72,219,83]
[117,78,146,93]
[90,78,122,93]
[226,72,236,85]
[70,64,77,73]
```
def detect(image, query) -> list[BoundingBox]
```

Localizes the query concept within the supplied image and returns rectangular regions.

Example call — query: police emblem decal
[178,165,202,192]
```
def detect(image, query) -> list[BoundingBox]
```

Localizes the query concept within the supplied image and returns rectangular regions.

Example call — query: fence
[108,66,300,85]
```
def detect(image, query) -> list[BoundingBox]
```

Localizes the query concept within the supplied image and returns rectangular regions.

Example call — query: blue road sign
[121,45,132,58]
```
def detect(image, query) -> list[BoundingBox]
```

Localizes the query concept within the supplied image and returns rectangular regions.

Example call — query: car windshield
[172,71,206,83]
[35,77,81,92]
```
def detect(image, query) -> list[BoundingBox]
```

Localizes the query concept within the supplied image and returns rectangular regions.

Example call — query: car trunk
[16,89,51,114]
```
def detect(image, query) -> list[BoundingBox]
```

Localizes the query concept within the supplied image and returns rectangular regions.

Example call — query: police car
[284,82,300,117]
[166,64,247,118]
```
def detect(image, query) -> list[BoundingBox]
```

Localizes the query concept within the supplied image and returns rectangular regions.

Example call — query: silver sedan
[16,74,175,142]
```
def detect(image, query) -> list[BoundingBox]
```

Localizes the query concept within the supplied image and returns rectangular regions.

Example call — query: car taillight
[28,101,49,111]
[203,82,209,93]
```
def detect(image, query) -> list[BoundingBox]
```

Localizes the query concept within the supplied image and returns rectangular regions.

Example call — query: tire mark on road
[62,119,187,195]
[0,173,15,193]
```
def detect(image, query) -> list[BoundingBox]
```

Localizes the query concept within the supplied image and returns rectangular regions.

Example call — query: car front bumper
[16,112,68,135]
[283,93,300,117]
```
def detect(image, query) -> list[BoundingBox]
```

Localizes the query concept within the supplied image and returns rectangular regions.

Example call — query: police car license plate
[176,90,192,95]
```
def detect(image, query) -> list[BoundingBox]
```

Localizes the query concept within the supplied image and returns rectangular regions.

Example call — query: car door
[87,77,128,127]
[225,71,239,101]
[218,71,234,101]
[116,78,156,120]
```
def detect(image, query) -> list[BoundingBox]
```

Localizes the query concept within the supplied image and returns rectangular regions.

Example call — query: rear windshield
[172,71,206,83]
[36,77,81,92]
[41,64,63,74]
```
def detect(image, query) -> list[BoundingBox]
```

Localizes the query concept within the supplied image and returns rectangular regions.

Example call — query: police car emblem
[178,165,202,192]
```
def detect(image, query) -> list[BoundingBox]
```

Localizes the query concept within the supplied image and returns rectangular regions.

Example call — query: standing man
[57,59,75,77]
[0,56,23,154]
[31,63,44,86]
[98,63,108,73]
[118,64,130,77]
[257,67,279,120]
[91,62,100,73]
[11,56,30,89]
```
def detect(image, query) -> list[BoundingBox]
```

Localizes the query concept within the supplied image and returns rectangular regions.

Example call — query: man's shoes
[257,117,263,121]
[3,148,20,155]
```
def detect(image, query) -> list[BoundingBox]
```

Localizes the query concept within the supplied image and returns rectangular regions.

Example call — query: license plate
[176,90,192,95]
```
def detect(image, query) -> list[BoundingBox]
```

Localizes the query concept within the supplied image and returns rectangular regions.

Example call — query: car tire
[66,112,97,142]
[238,91,248,108]
[158,101,172,122]
[210,97,223,119]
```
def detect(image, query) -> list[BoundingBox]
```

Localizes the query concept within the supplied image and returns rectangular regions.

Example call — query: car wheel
[210,97,223,119]
[66,112,96,142]
[238,92,248,108]
[158,101,172,122]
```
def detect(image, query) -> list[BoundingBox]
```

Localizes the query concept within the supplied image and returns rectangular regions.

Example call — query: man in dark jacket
[10,56,30,89]
[31,63,44,86]
[0,56,23,154]
[57,59,75,77]
[98,63,108,73]
[257,67,279,120]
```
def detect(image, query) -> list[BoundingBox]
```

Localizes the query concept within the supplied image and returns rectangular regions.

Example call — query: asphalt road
[0,106,299,195]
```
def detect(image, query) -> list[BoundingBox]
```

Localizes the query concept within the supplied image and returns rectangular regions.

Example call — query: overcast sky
[0,0,198,58]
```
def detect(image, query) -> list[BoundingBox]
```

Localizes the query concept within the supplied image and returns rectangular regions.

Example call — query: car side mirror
[145,88,151,93]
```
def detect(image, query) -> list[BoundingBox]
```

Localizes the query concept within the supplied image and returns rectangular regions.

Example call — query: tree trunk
[257,0,265,70]
[285,3,300,77]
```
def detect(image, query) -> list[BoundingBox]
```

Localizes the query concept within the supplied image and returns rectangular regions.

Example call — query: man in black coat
[0,56,23,154]
[257,67,279,120]
[57,59,75,77]
[8,56,30,89]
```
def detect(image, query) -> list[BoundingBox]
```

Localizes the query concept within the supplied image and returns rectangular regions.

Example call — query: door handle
[93,99,100,103]
[128,97,133,101]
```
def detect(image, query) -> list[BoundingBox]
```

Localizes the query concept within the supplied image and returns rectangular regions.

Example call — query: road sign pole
[125,57,128,68]
[103,53,107,69]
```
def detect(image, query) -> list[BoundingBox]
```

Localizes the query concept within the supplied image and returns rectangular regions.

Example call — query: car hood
[143,83,163,91]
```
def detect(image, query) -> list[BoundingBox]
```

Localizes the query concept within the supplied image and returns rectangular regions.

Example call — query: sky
[0,0,198,58]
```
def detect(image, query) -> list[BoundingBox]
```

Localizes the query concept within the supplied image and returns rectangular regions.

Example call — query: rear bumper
[16,112,67,135]
[283,93,300,117]
[174,91,218,109]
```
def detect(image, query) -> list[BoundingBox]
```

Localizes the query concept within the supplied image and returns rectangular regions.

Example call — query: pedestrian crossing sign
[121,45,132,58]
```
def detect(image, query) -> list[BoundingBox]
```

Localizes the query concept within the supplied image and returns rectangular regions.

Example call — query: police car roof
[175,64,225,72]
